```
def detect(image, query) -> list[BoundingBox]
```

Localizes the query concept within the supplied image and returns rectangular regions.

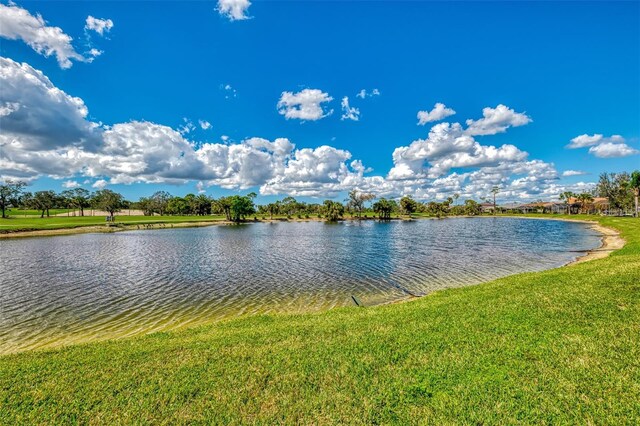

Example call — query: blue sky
[0,0,638,202]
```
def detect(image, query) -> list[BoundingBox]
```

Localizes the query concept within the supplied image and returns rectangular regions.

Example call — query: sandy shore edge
[568,222,625,265]
[475,216,626,265]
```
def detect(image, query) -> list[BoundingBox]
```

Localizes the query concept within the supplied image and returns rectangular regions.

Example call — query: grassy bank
[0,214,229,233]
[1,216,638,424]
[0,210,603,235]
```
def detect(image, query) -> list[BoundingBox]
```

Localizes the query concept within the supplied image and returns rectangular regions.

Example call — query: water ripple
[0,218,601,353]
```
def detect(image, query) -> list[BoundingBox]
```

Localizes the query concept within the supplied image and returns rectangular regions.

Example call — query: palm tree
[372,198,397,220]
[399,196,418,218]
[576,192,594,214]
[491,186,500,215]
[323,200,344,221]
[559,191,575,215]
[631,171,640,217]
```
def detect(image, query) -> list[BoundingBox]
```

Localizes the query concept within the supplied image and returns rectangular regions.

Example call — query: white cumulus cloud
[62,180,80,189]
[0,60,609,202]
[567,133,638,158]
[567,134,607,149]
[0,3,85,68]
[217,0,251,21]
[277,89,333,121]
[417,103,456,125]
[0,57,102,151]
[85,16,113,36]
[464,104,532,136]
[588,142,639,158]
[92,179,108,189]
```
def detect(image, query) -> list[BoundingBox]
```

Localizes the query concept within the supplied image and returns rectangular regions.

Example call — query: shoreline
[0,214,624,266]
[0,215,409,239]
[0,215,628,355]
[0,220,236,239]
[1,216,637,423]
[568,222,625,265]
[0,215,625,264]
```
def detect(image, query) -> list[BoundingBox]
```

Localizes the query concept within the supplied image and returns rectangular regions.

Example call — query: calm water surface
[0,218,601,353]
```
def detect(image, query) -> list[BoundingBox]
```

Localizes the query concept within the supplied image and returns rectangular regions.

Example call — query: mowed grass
[0,216,638,424]
[6,209,73,217]
[0,214,229,232]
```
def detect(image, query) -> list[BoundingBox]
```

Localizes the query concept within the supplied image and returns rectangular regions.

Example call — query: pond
[0,217,602,353]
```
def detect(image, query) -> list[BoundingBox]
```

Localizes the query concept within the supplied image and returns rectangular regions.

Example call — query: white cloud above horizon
[62,180,81,189]
[85,16,113,36]
[464,104,531,136]
[340,97,360,121]
[562,170,588,177]
[589,141,639,158]
[0,57,621,203]
[277,89,333,121]
[217,0,251,21]
[92,179,108,189]
[417,103,456,125]
[567,133,638,158]
[0,3,85,68]
[356,88,380,99]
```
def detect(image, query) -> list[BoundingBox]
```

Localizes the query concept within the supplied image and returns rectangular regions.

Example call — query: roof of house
[567,196,609,205]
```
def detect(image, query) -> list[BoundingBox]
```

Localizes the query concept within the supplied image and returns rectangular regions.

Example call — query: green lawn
[0,214,229,232]
[0,216,638,424]
[6,208,74,217]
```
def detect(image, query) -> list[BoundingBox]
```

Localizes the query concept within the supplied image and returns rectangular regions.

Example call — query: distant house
[516,202,567,214]
[568,197,610,214]
[480,203,496,213]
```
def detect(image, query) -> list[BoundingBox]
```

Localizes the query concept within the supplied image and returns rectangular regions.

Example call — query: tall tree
[280,196,298,217]
[151,191,172,216]
[372,198,397,220]
[323,200,344,221]
[92,190,125,218]
[61,188,91,216]
[559,191,575,215]
[631,171,640,217]
[31,191,58,218]
[0,180,26,218]
[213,197,233,221]
[347,190,375,219]
[491,186,500,215]
[266,201,280,219]
[576,192,594,214]
[400,196,418,218]
[166,197,188,215]
[195,194,212,216]
[463,199,481,216]
[229,195,255,222]
[596,172,632,210]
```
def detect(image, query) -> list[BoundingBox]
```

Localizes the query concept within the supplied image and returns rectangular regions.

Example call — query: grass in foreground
[0,216,638,424]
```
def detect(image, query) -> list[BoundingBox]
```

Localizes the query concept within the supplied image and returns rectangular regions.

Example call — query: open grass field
[0,215,638,424]
[6,209,73,217]
[0,209,593,234]
[0,214,229,233]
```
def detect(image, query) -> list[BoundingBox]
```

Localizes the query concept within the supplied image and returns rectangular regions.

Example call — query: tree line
[1,170,638,221]
[0,183,483,222]
[556,171,640,215]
